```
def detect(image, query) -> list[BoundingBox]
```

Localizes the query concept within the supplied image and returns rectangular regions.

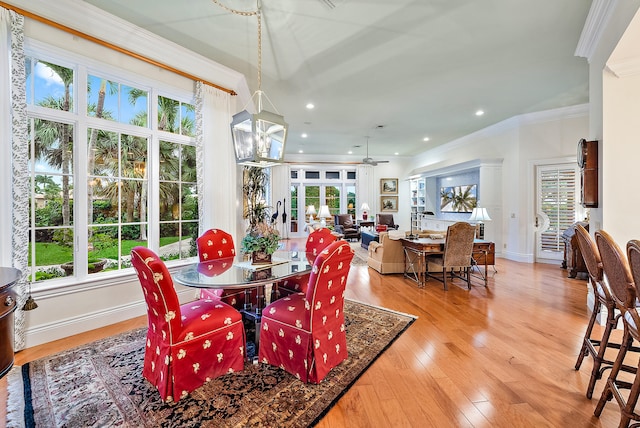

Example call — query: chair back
[305,240,354,327]
[334,214,354,228]
[595,230,636,311]
[130,246,182,343]
[376,214,397,228]
[196,229,235,261]
[574,225,611,300]
[626,240,640,333]
[443,222,476,267]
[306,227,336,260]
[628,240,640,288]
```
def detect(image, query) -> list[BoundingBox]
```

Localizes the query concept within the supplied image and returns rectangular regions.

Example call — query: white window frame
[24,40,198,291]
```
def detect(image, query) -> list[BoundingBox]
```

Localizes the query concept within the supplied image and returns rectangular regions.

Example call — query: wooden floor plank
[0,239,632,426]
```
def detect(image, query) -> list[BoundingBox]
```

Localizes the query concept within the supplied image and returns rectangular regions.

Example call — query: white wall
[602,69,640,244]
[595,6,640,246]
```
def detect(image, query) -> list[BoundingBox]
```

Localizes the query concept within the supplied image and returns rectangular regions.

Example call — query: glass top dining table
[172,250,313,290]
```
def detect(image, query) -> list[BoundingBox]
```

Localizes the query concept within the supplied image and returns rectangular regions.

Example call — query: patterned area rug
[7,300,415,428]
[349,242,369,266]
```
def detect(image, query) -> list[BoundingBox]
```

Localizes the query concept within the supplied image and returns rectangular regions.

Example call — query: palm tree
[452,185,477,213]
[87,78,117,239]
[33,62,74,235]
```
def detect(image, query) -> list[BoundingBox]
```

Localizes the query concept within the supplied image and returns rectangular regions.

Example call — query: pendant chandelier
[214,0,288,167]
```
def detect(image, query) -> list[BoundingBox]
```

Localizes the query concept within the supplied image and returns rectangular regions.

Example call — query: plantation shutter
[539,166,577,254]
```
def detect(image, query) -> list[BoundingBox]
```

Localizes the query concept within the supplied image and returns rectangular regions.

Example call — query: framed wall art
[380,178,398,194]
[380,196,398,212]
[440,184,477,213]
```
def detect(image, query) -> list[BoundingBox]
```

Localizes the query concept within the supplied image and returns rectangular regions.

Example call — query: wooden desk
[401,238,495,287]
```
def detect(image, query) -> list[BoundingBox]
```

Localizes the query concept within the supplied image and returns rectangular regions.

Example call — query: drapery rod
[0,1,237,95]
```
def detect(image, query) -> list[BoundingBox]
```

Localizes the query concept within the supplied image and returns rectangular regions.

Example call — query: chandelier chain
[212,0,262,91]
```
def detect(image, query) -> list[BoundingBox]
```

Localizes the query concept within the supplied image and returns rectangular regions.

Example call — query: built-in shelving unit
[410,177,426,230]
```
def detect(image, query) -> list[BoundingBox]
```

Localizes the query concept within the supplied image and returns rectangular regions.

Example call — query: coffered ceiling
[81,0,592,159]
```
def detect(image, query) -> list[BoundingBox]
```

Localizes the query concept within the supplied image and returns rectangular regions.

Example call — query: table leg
[404,247,426,287]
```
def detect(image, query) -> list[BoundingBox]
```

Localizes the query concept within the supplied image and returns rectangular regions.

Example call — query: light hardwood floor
[1,239,634,427]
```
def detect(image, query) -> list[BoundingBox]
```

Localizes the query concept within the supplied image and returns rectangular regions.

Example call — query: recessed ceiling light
[306,103,314,109]
[475,110,484,116]
[298,149,304,153]
[348,150,353,154]
[394,152,399,155]
[423,137,430,142]
[301,133,308,138]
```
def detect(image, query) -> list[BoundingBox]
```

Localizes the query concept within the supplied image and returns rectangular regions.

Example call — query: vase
[251,250,272,265]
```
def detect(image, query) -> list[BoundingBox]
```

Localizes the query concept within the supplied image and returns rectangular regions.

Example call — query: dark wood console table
[0,267,21,379]
[401,238,495,287]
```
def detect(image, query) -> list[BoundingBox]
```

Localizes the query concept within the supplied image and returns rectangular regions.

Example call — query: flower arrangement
[241,166,281,261]
[240,221,280,255]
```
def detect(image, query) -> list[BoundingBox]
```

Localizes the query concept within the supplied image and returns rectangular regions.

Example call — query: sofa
[367,230,447,274]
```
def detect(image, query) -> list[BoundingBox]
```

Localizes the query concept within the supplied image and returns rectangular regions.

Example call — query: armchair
[376,213,399,230]
[259,240,355,383]
[130,246,245,402]
[333,214,360,241]
[367,231,406,274]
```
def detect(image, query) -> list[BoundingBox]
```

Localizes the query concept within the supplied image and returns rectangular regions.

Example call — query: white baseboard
[23,289,194,348]
[501,250,533,263]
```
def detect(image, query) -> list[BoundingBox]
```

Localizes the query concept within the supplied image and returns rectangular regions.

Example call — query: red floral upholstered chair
[197,228,236,261]
[131,246,245,402]
[259,240,354,383]
[278,227,337,296]
[196,229,250,309]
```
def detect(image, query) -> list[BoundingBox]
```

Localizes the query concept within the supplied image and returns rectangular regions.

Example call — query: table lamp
[360,202,370,220]
[469,207,491,239]
[306,205,316,222]
[318,205,331,227]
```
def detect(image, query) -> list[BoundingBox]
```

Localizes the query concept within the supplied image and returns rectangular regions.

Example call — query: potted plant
[241,166,280,264]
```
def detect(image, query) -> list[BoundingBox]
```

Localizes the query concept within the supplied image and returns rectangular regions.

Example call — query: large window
[26,52,198,284]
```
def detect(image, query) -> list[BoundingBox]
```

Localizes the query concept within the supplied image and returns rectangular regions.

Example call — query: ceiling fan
[362,137,389,166]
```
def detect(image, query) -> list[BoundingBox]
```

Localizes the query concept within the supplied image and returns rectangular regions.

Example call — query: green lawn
[30,236,183,265]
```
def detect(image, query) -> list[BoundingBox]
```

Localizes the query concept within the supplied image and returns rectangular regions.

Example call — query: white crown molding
[575,0,619,62]
[607,57,640,77]
[3,0,251,102]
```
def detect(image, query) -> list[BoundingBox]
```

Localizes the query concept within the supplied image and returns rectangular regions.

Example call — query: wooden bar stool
[593,232,640,426]
[573,225,637,398]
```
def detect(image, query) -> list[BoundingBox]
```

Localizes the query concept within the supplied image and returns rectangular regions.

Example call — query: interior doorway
[534,163,582,263]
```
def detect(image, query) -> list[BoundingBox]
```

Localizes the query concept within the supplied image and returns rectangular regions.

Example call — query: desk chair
[425,222,476,290]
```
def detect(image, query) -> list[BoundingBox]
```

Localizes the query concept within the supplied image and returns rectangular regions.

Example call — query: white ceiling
[82,0,592,160]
